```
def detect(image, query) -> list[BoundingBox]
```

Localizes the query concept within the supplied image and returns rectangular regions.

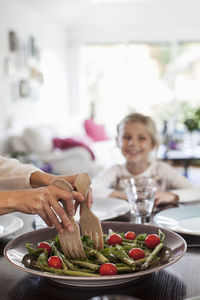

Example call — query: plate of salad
[4,222,186,287]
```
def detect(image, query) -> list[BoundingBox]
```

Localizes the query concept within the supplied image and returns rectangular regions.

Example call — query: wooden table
[1,208,200,300]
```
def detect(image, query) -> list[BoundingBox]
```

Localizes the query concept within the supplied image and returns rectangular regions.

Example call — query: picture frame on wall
[9,31,18,52]
[19,80,30,98]
[4,57,16,76]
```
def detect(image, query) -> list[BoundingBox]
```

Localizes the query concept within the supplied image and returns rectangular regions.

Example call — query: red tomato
[128,248,145,260]
[99,263,117,276]
[125,231,136,240]
[145,234,160,249]
[48,256,62,269]
[37,242,51,255]
[107,233,122,245]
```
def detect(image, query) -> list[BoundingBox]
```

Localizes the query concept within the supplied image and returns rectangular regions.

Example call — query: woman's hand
[154,191,179,206]
[0,185,84,233]
[30,172,93,209]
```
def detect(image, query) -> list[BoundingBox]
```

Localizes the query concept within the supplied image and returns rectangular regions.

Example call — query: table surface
[1,205,200,300]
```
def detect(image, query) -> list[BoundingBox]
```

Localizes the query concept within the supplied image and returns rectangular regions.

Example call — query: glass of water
[124,177,157,224]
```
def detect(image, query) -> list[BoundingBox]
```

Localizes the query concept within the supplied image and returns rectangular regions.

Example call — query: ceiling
[19,0,98,28]
[17,0,200,44]
[19,0,200,30]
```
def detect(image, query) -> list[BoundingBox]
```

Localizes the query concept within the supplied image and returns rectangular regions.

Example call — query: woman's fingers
[34,184,91,234]
[61,190,84,215]
[46,185,84,233]
[46,196,74,233]
[50,185,84,214]
[44,202,64,232]
[37,210,53,228]
[49,185,74,215]
[57,174,78,188]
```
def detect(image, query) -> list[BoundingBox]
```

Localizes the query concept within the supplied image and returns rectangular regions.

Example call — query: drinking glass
[123,177,157,224]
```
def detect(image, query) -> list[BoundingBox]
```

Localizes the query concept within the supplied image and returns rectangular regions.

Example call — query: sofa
[5,121,123,177]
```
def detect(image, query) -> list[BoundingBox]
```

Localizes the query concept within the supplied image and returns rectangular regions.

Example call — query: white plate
[154,205,200,236]
[0,214,24,238]
[85,196,130,221]
[4,222,186,287]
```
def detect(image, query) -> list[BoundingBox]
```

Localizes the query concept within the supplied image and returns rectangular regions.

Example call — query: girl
[92,113,200,206]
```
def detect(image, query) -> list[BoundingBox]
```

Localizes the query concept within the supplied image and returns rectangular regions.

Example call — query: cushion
[52,137,95,160]
[23,127,53,154]
[84,119,109,142]
[10,136,28,153]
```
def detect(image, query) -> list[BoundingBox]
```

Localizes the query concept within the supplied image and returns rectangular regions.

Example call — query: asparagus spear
[83,245,109,264]
[141,243,164,270]
[122,242,138,248]
[113,244,136,270]
[36,263,100,277]
[70,260,100,271]
[117,266,132,273]
[52,244,69,271]
[61,253,76,270]
[37,251,48,266]
[96,251,109,264]
[115,263,132,273]
[25,243,43,257]
[101,244,136,269]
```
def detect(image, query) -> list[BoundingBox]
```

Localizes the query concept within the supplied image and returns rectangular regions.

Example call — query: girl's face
[117,121,154,165]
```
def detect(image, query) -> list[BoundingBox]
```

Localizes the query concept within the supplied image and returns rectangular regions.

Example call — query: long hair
[117,112,160,147]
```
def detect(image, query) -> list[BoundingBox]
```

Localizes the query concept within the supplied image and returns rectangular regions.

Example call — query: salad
[22,229,171,277]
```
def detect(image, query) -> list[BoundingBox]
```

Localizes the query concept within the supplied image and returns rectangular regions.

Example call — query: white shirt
[91,160,200,203]
[0,156,41,190]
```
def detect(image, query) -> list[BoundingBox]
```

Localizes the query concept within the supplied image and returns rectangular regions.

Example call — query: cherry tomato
[99,263,117,276]
[145,234,160,249]
[107,233,122,245]
[125,231,136,240]
[128,248,145,260]
[48,256,62,269]
[37,242,51,255]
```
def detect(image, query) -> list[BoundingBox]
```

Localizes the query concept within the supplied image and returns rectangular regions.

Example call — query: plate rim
[0,215,24,238]
[154,205,200,236]
[4,222,187,286]
[90,196,130,220]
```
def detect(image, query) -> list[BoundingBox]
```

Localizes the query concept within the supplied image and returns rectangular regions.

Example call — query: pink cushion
[84,119,109,142]
[52,137,95,160]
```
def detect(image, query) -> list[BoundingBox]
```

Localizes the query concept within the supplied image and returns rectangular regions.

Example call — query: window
[80,42,200,136]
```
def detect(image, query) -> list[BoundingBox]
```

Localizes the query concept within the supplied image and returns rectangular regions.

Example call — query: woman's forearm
[0,190,26,215]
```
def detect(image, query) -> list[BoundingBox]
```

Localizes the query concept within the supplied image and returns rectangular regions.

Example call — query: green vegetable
[71,260,100,271]
[37,264,100,277]
[37,251,48,266]
[141,243,164,270]
[52,244,68,271]
[22,229,169,277]
[25,243,43,257]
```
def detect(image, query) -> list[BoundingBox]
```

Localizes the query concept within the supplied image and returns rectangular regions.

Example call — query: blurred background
[1,0,200,182]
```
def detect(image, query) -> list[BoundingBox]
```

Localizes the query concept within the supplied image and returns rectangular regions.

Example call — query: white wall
[0,0,69,136]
